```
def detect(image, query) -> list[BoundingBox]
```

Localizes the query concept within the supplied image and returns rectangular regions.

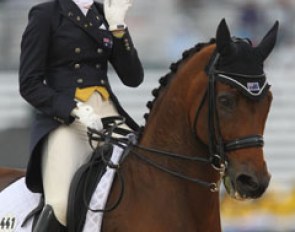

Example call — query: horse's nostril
[236,174,259,191]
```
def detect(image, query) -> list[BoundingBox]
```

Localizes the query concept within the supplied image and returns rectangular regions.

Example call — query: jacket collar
[58,0,109,43]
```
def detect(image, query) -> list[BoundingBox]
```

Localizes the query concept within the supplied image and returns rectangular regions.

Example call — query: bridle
[87,51,269,197]
[193,52,266,173]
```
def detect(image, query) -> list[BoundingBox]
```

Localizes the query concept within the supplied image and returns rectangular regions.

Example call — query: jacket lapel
[58,0,109,44]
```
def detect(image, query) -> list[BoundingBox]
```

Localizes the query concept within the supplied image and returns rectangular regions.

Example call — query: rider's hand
[71,102,103,131]
[104,0,132,31]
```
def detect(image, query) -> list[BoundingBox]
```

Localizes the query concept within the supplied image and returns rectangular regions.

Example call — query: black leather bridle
[193,53,265,172]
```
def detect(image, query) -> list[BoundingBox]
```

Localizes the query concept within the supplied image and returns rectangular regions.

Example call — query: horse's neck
[104,46,221,231]
[138,60,218,189]
[134,54,219,228]
[115,73,220,230]
[104,116,221,231]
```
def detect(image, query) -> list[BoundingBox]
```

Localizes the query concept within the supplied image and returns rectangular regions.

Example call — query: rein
[132,144,218,191]
[84,50,268,213]
[87,118,218,193]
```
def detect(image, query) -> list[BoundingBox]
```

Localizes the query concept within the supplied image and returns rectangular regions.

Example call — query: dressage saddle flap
[67,144,113,232]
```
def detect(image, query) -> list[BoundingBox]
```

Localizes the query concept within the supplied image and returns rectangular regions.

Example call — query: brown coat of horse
[0,19,278,231]
[101,20,277,231]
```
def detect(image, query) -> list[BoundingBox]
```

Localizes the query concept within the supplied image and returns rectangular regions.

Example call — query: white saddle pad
[82,145,123,231]
[0,178,40,232]
[0,145,123,232]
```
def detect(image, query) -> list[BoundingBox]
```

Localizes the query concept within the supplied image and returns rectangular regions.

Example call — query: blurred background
[0,0,295,231]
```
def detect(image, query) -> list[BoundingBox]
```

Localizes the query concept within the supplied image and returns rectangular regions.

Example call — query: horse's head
[192,19,278,200]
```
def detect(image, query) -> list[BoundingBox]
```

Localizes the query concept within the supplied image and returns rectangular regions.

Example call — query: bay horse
[0,19,278,232]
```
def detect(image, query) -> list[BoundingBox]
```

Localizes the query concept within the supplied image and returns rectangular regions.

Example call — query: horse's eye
[217,94,236,110]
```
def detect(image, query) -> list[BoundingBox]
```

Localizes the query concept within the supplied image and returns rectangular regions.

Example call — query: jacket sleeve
[109,29,144,87]
[19,5,76,124]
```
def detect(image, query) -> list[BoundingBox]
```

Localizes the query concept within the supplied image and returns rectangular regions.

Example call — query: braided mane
[142,39,216,126]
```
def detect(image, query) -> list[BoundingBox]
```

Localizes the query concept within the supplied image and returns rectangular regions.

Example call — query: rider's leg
[34,92,125,230]
[41,120,93,226]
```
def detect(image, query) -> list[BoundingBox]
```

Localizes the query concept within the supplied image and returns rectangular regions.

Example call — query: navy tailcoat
[19,0,144,193]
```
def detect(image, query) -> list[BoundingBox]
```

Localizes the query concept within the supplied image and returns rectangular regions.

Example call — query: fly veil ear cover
[213,19,279,100]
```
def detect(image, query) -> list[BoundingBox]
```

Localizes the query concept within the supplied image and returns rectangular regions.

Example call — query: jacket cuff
[53,95,77,125]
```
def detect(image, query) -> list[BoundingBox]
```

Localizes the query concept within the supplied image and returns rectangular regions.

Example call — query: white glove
[71,102,103,131]
[104,0,132,31]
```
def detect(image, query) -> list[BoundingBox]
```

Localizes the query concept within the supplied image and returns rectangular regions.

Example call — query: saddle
[67,143,113,232]
[21,116,132,231]
[4,143,124,232]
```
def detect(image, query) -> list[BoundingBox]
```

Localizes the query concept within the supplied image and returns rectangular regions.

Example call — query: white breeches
[41,92,126,226]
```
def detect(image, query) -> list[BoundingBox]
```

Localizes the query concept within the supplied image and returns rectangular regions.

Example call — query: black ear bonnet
[207,19,279,100]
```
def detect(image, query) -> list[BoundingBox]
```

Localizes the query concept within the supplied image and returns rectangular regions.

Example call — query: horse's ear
[216,19,232,56]
[255,21,279,61]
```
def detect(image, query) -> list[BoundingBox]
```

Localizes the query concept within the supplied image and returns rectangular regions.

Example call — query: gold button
[96,64,101,69]
[74,64,80,69]
[126,47,131,51]
[76,16,81,21]
[77,78,83,84]
[96,16,100,20]
[101,80,105,84]
[89,22,93,27]
[97,48,103,54]
[75,48,81,54]
[84,23,88,28]
[68,11,73,17]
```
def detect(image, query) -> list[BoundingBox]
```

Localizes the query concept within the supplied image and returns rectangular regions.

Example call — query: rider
[19,0,143,230]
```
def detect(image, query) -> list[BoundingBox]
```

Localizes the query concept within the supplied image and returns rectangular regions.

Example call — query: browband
[205,51,271,101]
[215,71,270,100]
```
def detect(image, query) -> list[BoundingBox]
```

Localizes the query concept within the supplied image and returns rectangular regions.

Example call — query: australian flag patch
[247,82,260,93]
[103,37,113,48]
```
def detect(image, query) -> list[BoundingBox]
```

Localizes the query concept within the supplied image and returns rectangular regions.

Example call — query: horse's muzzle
[235,172,271,199]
